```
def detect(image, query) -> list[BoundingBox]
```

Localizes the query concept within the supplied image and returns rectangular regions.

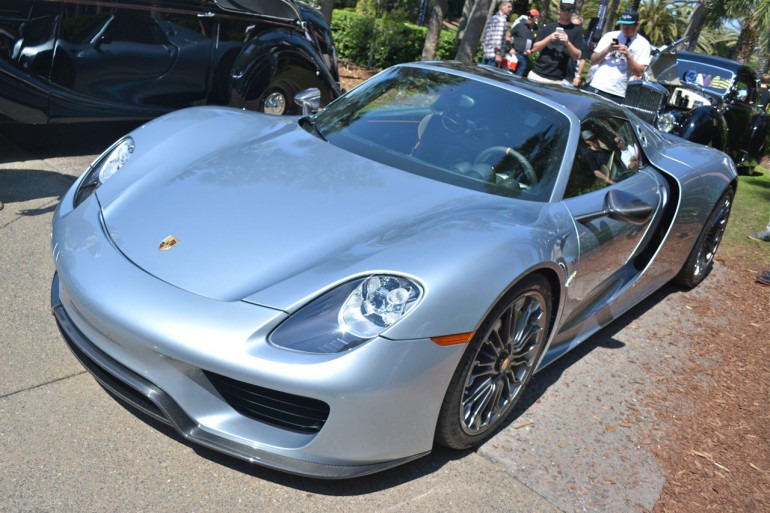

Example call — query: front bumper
[50,197,465,478]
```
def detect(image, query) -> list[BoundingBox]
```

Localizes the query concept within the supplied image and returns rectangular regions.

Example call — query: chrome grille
[204,371,330,434]
[623,81,668,125]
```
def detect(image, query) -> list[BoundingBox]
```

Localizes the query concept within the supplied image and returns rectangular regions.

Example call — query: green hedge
[331,9,459,68]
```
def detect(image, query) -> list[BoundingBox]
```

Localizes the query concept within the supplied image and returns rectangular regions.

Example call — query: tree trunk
[684,0,708,51]
[457,0,476,42]
[513,0,529,17]
[604,0,621,35]
[320,0,335,25]
[455,0,495,63]
[422,0,449,60]
[539,0,550,24]
[734,18,758,63]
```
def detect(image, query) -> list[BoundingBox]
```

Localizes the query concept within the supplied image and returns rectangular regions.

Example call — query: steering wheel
[441,108,465,133]
[474,146,537,186]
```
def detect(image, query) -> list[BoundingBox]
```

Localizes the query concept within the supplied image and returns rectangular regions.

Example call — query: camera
[612,38,619,45]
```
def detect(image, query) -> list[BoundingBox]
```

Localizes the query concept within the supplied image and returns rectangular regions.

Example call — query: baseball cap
[581,130,596,140]
[527,9,540,16]
[618,9,639,24]
[560,0,576,5]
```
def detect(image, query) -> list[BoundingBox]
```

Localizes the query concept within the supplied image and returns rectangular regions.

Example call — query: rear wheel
[435,275,551,449]
[675,188,733,288]
[259,81,297,116]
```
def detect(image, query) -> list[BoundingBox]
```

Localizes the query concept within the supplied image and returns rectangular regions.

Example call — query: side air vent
[204,371,330,434]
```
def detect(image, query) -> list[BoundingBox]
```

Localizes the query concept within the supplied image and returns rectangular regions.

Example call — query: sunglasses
[560,6,575,12]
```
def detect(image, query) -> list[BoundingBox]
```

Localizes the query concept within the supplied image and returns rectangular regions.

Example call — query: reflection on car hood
[100,110,481,304]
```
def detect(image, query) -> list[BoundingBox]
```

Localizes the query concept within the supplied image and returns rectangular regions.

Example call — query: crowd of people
[481,0,651,103]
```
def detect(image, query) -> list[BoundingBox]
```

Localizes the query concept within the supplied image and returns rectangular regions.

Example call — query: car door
[57,8,177,102]
[47,1,214,119]
[558,116,663,333]
[721,68,764,159]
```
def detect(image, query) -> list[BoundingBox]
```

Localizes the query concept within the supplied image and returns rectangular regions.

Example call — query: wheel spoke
[463,378,495,429]
[459,286,548,436]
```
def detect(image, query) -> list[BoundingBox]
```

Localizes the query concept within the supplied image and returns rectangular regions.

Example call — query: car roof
[413,61,629,122]
[677,51,754,76]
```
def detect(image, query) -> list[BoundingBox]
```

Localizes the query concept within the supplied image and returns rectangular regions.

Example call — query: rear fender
[229,28,340,110]
[746,112,770,161]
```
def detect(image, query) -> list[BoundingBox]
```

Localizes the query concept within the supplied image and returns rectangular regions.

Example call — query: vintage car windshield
[678,58,735,95]
[313,66,570,201]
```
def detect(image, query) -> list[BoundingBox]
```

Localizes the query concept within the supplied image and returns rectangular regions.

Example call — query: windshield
[313,66,570,201]
[678,58,735,95]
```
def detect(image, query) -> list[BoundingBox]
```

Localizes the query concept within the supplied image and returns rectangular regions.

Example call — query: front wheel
[674,188,733,288]
[259,81,297,116]
[435,275,552,449]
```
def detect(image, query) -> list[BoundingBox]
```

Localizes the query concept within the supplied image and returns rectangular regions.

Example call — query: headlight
[74,137,134,207]
[655,112,676,133]
[269,275,423,354]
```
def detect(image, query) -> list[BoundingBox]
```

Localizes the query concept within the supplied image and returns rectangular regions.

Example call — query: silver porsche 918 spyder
[51,62,736,478]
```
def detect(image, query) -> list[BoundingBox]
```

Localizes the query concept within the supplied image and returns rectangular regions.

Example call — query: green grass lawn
[721,163,770,269]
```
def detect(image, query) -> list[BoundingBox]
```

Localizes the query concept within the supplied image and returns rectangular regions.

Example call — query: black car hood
[215,0,301,22]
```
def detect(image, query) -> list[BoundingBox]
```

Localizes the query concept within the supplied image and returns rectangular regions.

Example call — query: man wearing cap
[508,8,539,76]
[585,9,651,102]
[527,0,584,86]
[481,0,514,67]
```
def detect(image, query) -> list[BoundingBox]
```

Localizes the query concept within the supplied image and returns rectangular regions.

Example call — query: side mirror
[575,189,653,225]
[93,35,111,49]
[295,88,321,117]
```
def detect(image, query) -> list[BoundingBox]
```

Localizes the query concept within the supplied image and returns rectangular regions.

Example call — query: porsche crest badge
[159,235,179,251]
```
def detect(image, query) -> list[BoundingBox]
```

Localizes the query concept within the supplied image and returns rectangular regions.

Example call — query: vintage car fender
[229,28,341,115]
[746,112,770,160]
[673,105,727,150]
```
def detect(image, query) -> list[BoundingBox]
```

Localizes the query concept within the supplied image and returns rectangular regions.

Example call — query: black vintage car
[623,44,770,172]
[0,0,340,123]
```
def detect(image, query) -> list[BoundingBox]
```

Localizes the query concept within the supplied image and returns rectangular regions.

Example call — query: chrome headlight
[655,112,676,133]
[269,275,423,354]
[74,137,134,207]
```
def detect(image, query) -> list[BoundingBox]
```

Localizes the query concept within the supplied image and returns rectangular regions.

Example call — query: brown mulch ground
[336,64,770,511]
[651,255,770,512]
[338,61,380,92]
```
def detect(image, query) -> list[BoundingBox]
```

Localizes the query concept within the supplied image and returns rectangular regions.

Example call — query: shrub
[331,9,459,68]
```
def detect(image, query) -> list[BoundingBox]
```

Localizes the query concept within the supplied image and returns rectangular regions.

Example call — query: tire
[674,188,733,288]
[435,275,552,449]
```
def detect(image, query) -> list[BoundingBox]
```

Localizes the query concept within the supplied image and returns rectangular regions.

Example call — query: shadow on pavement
[0,121,141,158]
[0,168,75,215]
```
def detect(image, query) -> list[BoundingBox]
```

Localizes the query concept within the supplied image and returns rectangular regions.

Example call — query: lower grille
[204,372,330,434]
[623,81,668,125]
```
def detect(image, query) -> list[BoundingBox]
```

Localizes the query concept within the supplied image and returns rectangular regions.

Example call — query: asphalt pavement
[0,121,690,512]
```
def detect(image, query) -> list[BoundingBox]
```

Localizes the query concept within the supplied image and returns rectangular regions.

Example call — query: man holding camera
[527,0,583,86]
[585,9,651,102]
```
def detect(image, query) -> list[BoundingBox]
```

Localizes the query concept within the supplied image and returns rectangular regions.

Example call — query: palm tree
[637,0,687,47]
[705,0,770,62]
[694,23,739,55]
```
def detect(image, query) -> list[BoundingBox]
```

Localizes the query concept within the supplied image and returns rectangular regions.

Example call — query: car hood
[98,108,487,307]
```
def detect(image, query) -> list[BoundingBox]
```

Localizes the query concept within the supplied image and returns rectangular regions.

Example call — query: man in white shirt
[585,9,651,102]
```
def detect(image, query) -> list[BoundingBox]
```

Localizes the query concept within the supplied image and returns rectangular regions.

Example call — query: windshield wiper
[300,116,327,142]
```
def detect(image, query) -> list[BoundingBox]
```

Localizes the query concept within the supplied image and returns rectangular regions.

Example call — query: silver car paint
[51,64,737,477]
